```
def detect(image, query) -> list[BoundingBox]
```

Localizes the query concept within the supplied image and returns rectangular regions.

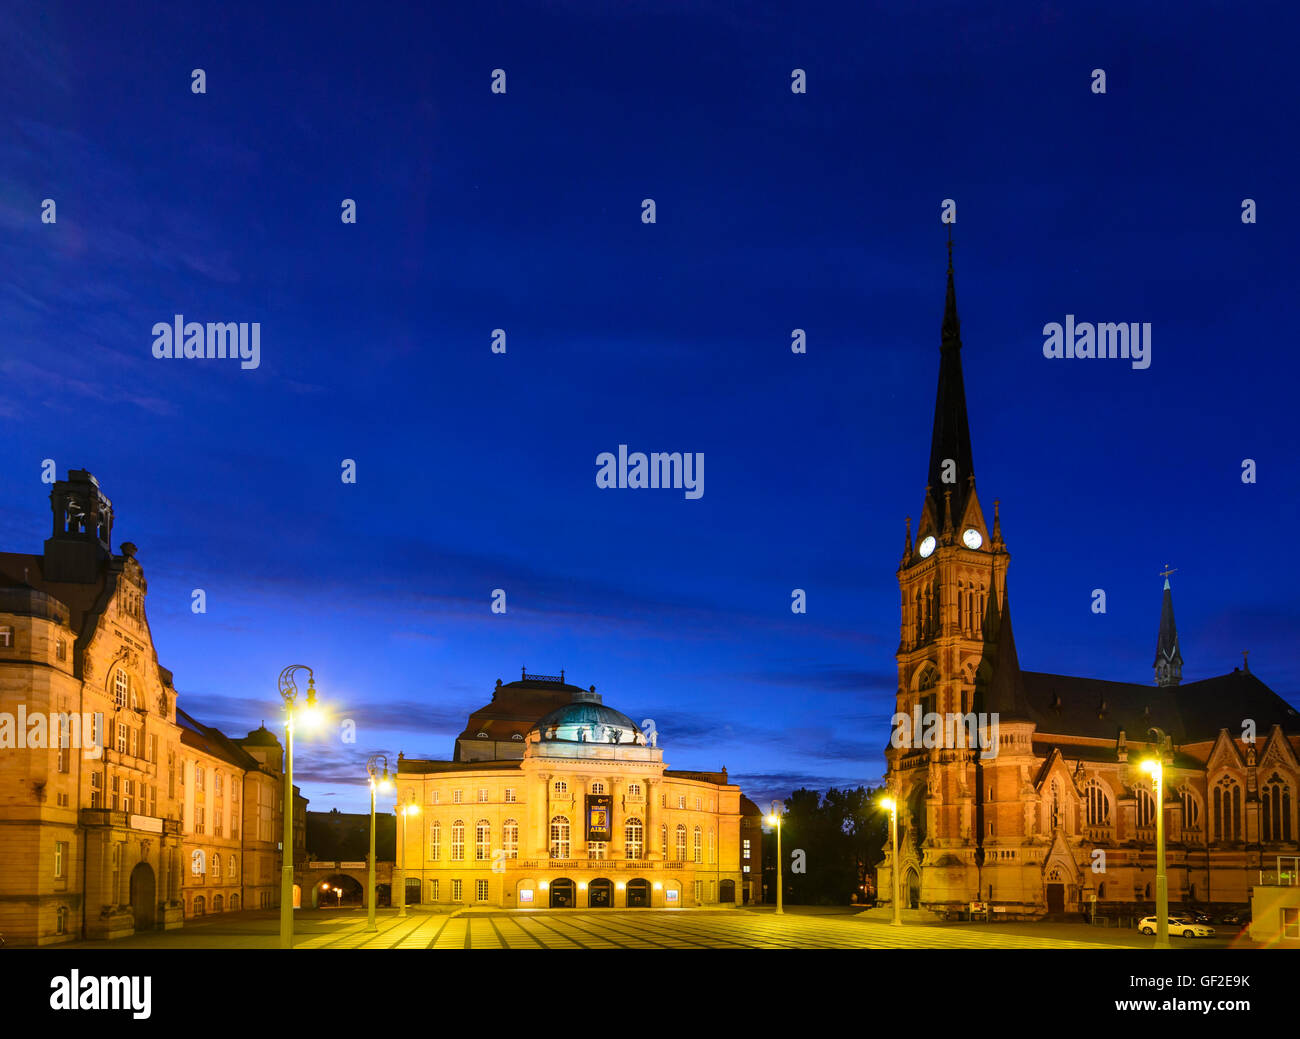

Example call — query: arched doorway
[213,894,224,913]
[904,867,920,909]
[550,878,575,908]
[129,863,156,931]
[588,878,613,907]
[720,879,736,903]
[626,878,650,907]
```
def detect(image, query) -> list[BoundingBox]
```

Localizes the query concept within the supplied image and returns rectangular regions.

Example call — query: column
[648,779,661,860]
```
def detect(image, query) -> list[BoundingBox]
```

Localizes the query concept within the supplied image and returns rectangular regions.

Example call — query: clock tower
[884,242,1012,910]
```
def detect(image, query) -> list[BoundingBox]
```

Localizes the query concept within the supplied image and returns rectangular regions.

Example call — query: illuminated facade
[397,674,745,909]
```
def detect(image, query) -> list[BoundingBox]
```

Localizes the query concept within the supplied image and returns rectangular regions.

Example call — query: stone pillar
[648,780,662,860]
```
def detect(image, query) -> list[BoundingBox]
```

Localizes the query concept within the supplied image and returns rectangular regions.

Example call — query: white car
[1138,916,1216,938]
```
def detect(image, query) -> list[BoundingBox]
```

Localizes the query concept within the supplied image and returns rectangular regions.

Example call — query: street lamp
[396,798,420,919]
[278,665,321,950]
[765,800,784,915]
[366,755,394,931]
[879,795,902,926]
[1141,749,1169,949]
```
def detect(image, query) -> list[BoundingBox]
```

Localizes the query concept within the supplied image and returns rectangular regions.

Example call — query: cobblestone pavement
[56,906,1171,950]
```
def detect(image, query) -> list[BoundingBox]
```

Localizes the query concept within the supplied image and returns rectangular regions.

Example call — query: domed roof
[531,686,642,745]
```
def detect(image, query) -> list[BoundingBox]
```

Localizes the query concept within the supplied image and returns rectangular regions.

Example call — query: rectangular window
[0,625,12,648]
[116,724,127,754]
[110,775,119,810]
[432,790,440,804]
[1284,908,1300,940]
[123,779,133,815]
[743,865,751,873]
[695,880,703,902]
[476,879,489,902]
[477,788,488,803]
[129,728,138,758]
[215,812,223,838]
[505,788,516,803]
[54,841,66,878]
[196,806,205,835]
[196,767,205,790]
[452,879,462,902]
[588,842,606,860]
[678,796,686,809]
[452,789,462,804]
[695,796,701,811]
[91,772,102,809]
[430,879,439,901]
[56,638,67,661]
[150,785,157,817]
[743,838,751,859]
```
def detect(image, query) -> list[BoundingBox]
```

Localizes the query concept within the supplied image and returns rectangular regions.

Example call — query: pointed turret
[978,592,1033,723]
[1154,576,1183,687]
[926,238,975,527]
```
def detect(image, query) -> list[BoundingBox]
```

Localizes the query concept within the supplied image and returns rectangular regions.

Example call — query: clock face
[918,535,936,558]
[962,528,983,550]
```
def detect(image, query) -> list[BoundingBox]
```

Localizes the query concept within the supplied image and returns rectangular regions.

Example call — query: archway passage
[588,878,613,907]
[313,873,365,907]
[549,878,575,908]
[626,878,650,907]
[129,862,156,932]
[904,868,921,909]
[720,879,736,903]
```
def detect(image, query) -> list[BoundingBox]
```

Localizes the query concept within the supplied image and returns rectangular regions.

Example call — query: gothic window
[1262,773,1293,842]
[549,816,570,859]
[1213,776,1242,842]
[1179,787,1201,830]
[502,819,518,858]
[1084,781,1111,826]
[917,664,939,692]
[1136,787,1156,828]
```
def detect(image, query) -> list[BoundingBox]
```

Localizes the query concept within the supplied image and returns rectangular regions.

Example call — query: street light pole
[277,665,319,950]
[881,796,901,925]
[767,800,784,915]
[1143,729,1170,950]
[397,800,419,918]
[365,754,392,932]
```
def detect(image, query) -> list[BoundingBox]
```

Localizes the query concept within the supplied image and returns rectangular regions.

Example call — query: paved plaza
[52,906,1254,950]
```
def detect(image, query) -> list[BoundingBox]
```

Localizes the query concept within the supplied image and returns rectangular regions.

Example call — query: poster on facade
[586,793,612,841]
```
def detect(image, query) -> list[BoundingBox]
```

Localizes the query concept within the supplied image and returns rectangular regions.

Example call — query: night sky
[2,2,1297,814]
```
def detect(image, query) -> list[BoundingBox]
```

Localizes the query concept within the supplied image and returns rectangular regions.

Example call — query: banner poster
[586,793,612,842]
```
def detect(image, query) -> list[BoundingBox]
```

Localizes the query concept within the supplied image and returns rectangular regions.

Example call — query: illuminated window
[1084,781,1110,826]
[476,879,489,901]
[554,780,568,797]
[54,841,65,878]
[549,816,571,859]
[475,820,490,860]
[430,821,441,860]
[675,824,687,861]
[503,819,519,858]
[1136,787,1156,828]
[743,838,751,859]
[677,795,686,809]
[114,670,128,708]
[0,625,11,648]
[212,853,221,879]
[430,879,439,901]
[591,781,605,794]
[1214,776,1242,841]
[505,788,516,803]
[693,826,702,863]
[625,817,643,859]
[629,783,641,797]
[451,820,465,860]
[588,842,607,860]
[1262,774,1293,842]
[1180,787,1201,830]
[451,879,462,902]
[56,639,67,661]
[452,789,462,804]
[478,788,489,803]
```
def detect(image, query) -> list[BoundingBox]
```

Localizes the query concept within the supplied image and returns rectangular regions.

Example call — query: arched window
[590,781,605,794]
[502,819,519,858]
[549,816,570,859]
[708,829,715,863]
[628,783,641,797]
[553,779,568,797]
[693,826,703,863]
[1213,776,1242,841]
[194,895,205,916]
[625,817,643,859]
[430,820,441,860]
[675,824,687,861]
[660,823,668,855]
[1084,780,1110,826]
[229,858,237,881]
[1136,786,1156,828]
[231,894,240,910]
[1262,773,1293,842]
[114,670,129,708]
[1179,787,1201,830]
[451,820,465,861]
[212,853,221,879]
[475,820,491,860]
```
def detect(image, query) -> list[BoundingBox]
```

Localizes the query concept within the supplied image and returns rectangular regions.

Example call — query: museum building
[397,672,756,909]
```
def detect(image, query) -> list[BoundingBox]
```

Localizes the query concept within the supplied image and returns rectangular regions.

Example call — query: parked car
[1185,910,1214,924]
[1219,910,1251,926]
[1138,916,1216,938]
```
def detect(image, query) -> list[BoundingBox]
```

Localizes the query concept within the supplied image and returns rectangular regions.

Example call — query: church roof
[1020,669,1299,743]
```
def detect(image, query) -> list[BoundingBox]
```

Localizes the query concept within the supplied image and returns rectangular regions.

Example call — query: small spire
[1154,571,1183,687]
[992,499,1002,542]
[1242,650,1250,673]
[943,489,954,534]
[903,515,913,558]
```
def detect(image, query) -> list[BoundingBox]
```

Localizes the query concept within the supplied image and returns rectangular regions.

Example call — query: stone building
[398,672,745,909]
[0,469,304,944]
[878,250,1300,919]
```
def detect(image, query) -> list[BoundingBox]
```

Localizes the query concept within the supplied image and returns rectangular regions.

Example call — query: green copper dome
[532,686,642,745]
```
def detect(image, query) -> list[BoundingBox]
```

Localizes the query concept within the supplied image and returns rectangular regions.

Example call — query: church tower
[884,241,1012,910]
[1153,574,1183,686]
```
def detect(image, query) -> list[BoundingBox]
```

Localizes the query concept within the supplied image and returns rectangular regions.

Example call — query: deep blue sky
[2,1,1297,813]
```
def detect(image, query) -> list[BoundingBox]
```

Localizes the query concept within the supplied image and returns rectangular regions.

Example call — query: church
[878,246,1300,919]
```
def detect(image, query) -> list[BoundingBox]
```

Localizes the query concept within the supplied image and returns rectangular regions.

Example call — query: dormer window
[477,731,489,739]
[511,733,524,741]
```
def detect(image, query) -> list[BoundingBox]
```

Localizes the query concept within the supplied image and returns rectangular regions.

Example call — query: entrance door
[904,868,920,909]
[1046,883,1065,913]
[626,879,650,907]
[588,878,613,907]
[720,879,736,903]
[550,878,575,907]
[130,863,156,931]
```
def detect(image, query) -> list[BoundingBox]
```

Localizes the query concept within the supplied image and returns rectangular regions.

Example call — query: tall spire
[1154,569,1183,687]
[977,590,1032,722]
[927,236,974,524]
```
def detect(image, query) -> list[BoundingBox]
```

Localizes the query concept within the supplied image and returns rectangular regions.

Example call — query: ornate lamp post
[879,794,902,926]
[765,800,784,915]
[366,754,393,932]
[396,798,420,918]
[277,665,321,950]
